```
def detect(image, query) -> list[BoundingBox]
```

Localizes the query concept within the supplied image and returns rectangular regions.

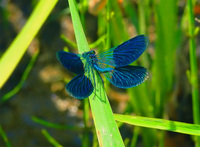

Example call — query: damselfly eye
[91,50,95,54]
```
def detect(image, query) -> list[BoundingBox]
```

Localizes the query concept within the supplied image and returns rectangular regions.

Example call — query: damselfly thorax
[82,50,113,73]
[82,50,97,65]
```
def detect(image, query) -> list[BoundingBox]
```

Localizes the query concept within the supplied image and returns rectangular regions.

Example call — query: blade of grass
[187,0,200,146]
[110,0,129,45]
[79,0,88,30]
[60,34,77,49]
[130,127,140,147]
[92,128,99,147]
[106,0,111,49]
[114,114,200,136]
[0,50,39,104]
[152,1,179,146]
[89,35,107,49]
[0,0,58,88]
[138,0,150,67]
[152,0,178,117]
[41,129,63,147]
[0,125,11,147]
[104,0,111,93]
[60,34,106,49]
[68,0,124,146]
[68,0,89,54]
[82,99,90,147]
[32,116,83,130]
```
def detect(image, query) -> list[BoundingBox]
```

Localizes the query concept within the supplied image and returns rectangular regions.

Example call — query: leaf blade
[114,114,200,136]
[0,0,58,88]
[68,0,124,146]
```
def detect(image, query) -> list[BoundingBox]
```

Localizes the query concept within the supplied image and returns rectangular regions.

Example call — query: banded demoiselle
[56,35,149,99]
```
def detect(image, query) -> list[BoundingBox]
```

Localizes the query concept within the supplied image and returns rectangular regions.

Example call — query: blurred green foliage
[0,0,200,146]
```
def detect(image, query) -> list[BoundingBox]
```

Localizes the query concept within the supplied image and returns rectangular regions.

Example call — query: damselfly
[56,35,149,99]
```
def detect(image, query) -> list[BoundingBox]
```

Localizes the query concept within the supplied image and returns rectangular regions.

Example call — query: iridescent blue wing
[96,35,148,68]
[66,74,94,99]
[103,66,148,88]
[56,51,84,74]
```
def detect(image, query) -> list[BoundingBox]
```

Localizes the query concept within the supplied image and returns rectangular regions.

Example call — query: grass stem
[187,0,200,146]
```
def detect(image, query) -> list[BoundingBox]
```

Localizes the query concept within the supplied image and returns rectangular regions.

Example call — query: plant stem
[187,0,200,146]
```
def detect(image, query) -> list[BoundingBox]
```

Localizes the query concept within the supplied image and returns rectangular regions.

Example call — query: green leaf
[68,0,124,146]
[187,0,200,146]
[0,125,11,147]
[152,0,179,117]
[68,0,89,53]
[32,116,82,130]
[0,50,39,104]
[41,129,63,147]
[114,114,200,136]
[0,0,58,88]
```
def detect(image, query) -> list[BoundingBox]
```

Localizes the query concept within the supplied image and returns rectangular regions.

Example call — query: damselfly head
[82,50,96,58]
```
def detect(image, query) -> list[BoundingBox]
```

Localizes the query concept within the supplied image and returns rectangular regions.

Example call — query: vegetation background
[0,0,200,146]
